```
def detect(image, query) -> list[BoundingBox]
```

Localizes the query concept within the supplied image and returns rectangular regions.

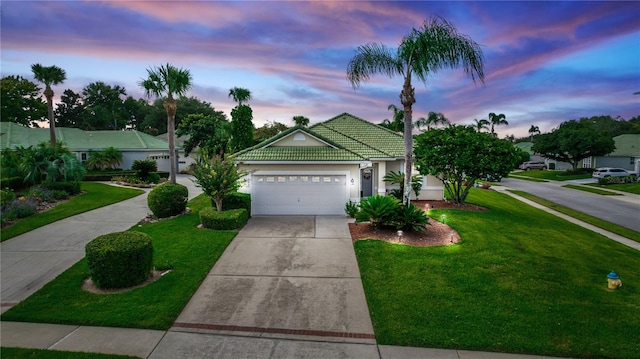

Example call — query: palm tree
[292,115,310,127]
[380,104,404,132]
[139,63,193,183]
[31,64,66,146]
[528,125,540,142]
[347,16,484,205]
[417,111,449,131]
[228,87,252,105]
[488,112,508,136]
[473,118,490,132]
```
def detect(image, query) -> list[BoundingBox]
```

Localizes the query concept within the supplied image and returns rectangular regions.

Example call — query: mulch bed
[348,200,487,247]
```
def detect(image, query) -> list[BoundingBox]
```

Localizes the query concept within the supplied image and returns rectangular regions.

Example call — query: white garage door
[252,174,347,215]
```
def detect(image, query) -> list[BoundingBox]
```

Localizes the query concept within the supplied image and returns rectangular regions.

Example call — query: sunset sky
[1,1,639,138]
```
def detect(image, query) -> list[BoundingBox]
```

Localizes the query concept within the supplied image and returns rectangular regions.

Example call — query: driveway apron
[172,216,375,344]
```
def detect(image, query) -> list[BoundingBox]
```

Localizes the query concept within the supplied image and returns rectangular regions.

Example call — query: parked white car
[592,167,637,179]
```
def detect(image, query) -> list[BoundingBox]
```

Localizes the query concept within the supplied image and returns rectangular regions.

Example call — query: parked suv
[592,167,637,179]
[519,161,547,171]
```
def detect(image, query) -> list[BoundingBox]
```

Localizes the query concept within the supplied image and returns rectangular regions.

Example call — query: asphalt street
[500,177,640,232]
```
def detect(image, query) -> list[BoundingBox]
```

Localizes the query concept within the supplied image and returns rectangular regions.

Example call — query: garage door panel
[252,174,346,215]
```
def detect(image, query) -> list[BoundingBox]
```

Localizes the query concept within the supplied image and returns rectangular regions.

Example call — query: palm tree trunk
[400,77,415,206]
[164,96,178,183]
[45,87,56,147]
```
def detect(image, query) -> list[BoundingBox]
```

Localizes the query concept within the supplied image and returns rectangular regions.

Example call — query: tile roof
[0,122,170,151]
[608,134,640,156]
[235,113,405,162]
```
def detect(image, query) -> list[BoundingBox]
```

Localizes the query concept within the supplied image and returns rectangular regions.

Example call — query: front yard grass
[512,170,591,181]
[0,347,138,359]
[1,194,234,330]
[355,189,640,359]
[587,182,640,195]
[1,182,144,242]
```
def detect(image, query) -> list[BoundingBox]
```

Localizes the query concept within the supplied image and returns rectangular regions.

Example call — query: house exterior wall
[593,156,635,171]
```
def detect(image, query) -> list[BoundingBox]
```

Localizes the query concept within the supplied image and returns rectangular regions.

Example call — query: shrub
[44,181,81,195]
[344,201,359,218]
[52,190,69,200]
[1,189,16,209]
[392,203,429,232]
[147,182,188,218]
[148,172,161,184]
[132,159,158,182]
[27,185,54,202]
[3,197,38,219]
[355,195,401,228]
[221,192,251,217]
[85,231,153,289]
[0,176,25,190]
[200,208,248,230]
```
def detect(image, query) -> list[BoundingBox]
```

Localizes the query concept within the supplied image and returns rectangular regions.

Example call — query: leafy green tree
[380,104,404,133]
[1,75,47,127]
[176,112,231,157]
[488,112,508,136]
[31,64,66,146]
[414,125,519,205]
[292,115,310,127]
[347,16,484,205]
[191,151,247,211]
[580,115,640,137]
[139,96,218,134]
[122,96,151,130]
[473,118,490,132]
[81,81,127,130]
[55,89,86,128]
[229,87,254,151]
[416,111,449,131]
[139,63,193,183]
[254,121,288,143]
[532,120,616,171]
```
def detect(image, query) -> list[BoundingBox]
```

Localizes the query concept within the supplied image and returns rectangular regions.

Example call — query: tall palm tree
[381,104,404,132]
[417,111,449,131]
[31,64,66,146]
[139,63,192,183]
[347,16,484,204]
[228,87,252,105]
[488,112,508,136]
[528,125,540,142]
[473,118,490,132]
[292,115,310,127]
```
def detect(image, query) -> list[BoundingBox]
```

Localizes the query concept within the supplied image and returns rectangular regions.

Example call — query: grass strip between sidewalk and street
[355,189,640,359]
[511,170,591,181]
[562,184,621,195]
[506,174,548,182]
[1,194,235,330]
[509,189,640,243]
[1,182,144,242]
[586,182,640,195]
[0,347,138,359]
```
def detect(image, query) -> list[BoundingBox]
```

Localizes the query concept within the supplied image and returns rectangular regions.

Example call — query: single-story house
[0,122,193,172]
[514,141,572,170]
[588,134,640,174]
[234,113,444,215]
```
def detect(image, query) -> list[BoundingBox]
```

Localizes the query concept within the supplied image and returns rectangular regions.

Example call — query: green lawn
[587,182,640,195]
[1,194,235,330]
[512,170,591,181]
[355,189,640,359]
[562,184,621,195]
[0,347,138,359]
[506,174,548,182]
[1,182,144,242]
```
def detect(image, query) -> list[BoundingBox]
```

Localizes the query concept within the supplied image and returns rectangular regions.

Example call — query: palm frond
[346,42,403,88]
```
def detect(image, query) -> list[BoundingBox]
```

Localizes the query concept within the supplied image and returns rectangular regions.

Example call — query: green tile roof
[608,134,640,156]
[0,122,170,150]
[235,113,405,162]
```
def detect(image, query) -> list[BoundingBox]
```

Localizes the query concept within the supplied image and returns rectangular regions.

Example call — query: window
[81,153,87,161]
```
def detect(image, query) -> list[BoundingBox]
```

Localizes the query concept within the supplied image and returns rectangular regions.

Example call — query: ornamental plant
[191,151,246,211]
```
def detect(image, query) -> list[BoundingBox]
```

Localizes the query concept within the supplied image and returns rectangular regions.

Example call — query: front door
[360,168,373,197]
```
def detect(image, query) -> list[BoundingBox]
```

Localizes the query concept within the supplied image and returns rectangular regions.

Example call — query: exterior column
[377,161,386,195]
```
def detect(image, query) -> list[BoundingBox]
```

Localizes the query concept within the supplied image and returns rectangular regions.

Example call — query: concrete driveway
[171,216,375,344]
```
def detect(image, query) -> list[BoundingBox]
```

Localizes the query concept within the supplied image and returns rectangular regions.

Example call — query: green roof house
[591,134,640,173]
[0,122,194,172]
[235,113,443,215]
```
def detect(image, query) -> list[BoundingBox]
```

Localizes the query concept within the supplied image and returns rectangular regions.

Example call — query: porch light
[607,271,622,290]
[350,178,355,185]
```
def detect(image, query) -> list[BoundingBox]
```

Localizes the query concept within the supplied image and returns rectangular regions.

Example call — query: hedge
[147,182,188,218]
[221,192,251,217]
[200,208,249,230]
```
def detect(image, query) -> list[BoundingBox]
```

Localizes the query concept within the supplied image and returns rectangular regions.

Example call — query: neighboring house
[589,134,640,174]
[234,113,443,215]
[514,142,572,170]
[0,122,192,172]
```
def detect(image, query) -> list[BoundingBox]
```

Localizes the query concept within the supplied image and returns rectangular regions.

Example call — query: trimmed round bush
[86,231,153,289]
[147,182,188,218]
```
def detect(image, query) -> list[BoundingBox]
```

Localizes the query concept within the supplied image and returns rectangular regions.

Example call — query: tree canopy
[1,75,47,127]
[532,119,616,171]
[414,125,519,204]
[176,112,230,157]
[229,87,254,152]
[254,121,288,143]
